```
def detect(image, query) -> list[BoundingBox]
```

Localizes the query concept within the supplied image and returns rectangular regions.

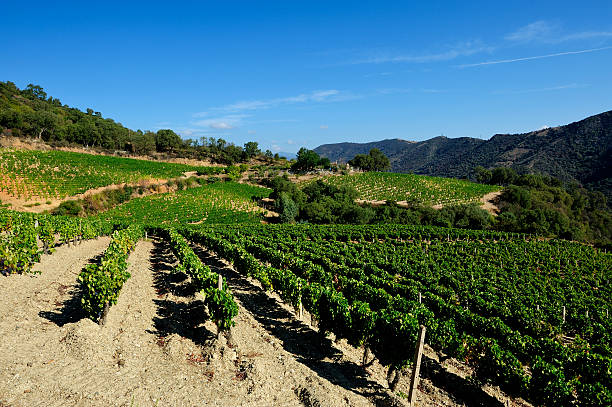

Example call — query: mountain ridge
[314,110,612,200]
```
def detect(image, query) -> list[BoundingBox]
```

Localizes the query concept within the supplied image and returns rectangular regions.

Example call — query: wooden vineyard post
[218,274,223,290]
[418,292,422,304]
[408,325,426,406]
[298,282,303,319]
[562,306,566,324]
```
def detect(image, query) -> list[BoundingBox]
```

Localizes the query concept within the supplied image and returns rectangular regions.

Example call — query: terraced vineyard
[181,223,612,406]
[305,172,500,205]
[95,182,271,226]
[0,149,211,200]
[2,151,610,407]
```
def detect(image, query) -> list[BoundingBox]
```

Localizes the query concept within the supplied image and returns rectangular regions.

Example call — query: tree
[155,129,182,152]
[22,84,47,100]
[349,148,390,171]
[244,141,260,159]
[291,147,321,172]
[490,167,518,185]
[30,110,57,139]
[368,148,390,171]
[275,192,298,223]
[474,166,492,184]
[132,131,157,155]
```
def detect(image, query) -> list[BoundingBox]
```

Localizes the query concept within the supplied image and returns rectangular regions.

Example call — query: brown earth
[0,236,530,407]
[479,191,502,216]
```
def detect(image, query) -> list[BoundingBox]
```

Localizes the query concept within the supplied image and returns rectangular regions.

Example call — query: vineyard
[302,172,500,206]
[0,208,114,275]
[0,149,210,201]
[95,182,271,226]
[1,168,611,406]
[179,224,612,407]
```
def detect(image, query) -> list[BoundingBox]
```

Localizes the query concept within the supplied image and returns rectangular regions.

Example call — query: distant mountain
[314,110,612,200]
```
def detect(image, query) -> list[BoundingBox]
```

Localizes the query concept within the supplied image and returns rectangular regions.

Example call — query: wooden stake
[218,274,223,290]
[408,325,426,406]
[562,306,566,323]
[418,292,422,304]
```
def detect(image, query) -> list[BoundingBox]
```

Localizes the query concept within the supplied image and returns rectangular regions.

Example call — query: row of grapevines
[0,209,114,275]
[192,224,611,407]
[0,149,222,200]
[241,232,610,342]
[96,182,270,227]
[302,172,500,205]
[162,228,238,331]
[78,225,144,322]
[180,227,428,387]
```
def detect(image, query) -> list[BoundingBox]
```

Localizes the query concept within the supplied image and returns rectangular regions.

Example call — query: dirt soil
[479,191,502,216]
[0,237,529,407]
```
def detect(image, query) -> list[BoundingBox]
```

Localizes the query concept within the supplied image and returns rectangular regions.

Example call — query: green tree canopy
[243,141,260,158]
[348,148,390,171]
[291,147,322,172]
[155,129,182,152]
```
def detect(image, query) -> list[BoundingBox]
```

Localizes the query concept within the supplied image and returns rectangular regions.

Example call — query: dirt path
[0,237,111,406]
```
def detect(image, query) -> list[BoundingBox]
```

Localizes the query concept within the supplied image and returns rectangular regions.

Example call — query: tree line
[0,81,275,164]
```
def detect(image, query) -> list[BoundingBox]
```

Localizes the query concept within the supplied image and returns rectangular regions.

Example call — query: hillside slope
[315,110,612,198]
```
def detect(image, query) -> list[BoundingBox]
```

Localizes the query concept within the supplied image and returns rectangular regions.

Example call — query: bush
[52,200,82,216]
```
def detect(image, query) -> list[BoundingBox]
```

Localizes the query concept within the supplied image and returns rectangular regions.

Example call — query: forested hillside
[0,81,272,164]
[315,111,612,200]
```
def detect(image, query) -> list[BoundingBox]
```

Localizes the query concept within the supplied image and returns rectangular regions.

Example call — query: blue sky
[2,1,611,153]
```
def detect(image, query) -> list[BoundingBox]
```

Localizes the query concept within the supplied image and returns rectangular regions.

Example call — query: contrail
[458,46,612,68]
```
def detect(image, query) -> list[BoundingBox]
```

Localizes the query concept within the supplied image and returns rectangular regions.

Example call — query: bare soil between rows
[0,237,528,407]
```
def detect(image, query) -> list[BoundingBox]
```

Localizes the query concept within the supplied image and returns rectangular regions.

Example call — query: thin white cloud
[176,128,232,138]
[458,46,612,68]
[192,114,250,130]
[377,88,411,94]
[505,21,556,42]
[505,21,612,43]
[320,125,328,129]
[209,122,234,130]
[349,41,492,64]
[538,125,550,130]
[421,88,447,93]
[364,71,393,78]
[247,130,256,134]
[492,83,587,95]
[194,89,357,117]
[559,30,612,42]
